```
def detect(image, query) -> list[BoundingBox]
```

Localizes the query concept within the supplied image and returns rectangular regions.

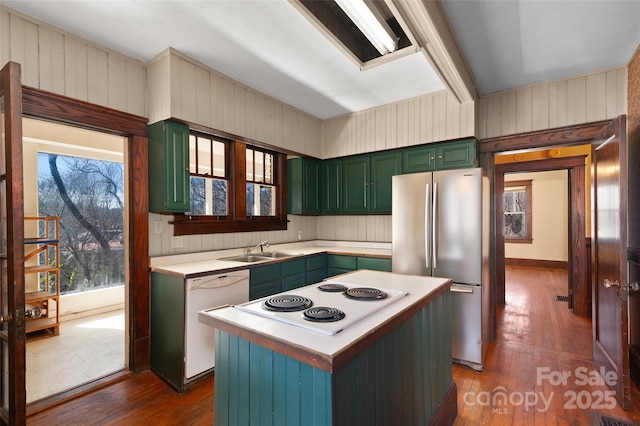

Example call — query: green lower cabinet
[150,272,186,392]
[305,253,328,285]
[356,256,392,272]
[282,258,306,291]
[249,263,282,300]
[327,254,357,278]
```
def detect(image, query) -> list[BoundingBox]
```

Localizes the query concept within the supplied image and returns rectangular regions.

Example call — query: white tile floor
[26,310,126,403]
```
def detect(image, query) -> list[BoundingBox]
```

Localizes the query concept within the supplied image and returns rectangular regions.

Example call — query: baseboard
[430,382,457,426]
[505,258,568,270]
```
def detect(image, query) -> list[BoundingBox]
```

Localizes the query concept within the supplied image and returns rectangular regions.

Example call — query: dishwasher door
[185,270,250,379]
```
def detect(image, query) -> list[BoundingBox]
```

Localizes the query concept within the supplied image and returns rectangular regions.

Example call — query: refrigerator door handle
[425,183,431,268]
[432,181,438,268]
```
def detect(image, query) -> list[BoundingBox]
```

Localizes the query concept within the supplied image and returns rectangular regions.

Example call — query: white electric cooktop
[234,280,408,335]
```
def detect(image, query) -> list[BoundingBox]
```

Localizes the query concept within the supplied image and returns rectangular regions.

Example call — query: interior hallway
[28,267,640,425]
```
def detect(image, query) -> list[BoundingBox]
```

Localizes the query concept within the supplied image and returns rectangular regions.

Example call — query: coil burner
[317,283,348,292]
[262,295,312,312]
[302,307,346,322]
[343,287,388,300]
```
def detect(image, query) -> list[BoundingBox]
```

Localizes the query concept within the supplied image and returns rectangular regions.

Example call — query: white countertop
[198,270,451,372]
[150,240,392,277]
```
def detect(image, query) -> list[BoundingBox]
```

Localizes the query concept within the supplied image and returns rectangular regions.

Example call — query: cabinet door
[327,254,357,277]
[288,158,320,215]
[302,159,320,214]
[282,273,306,291]
[321,159,342,214]
[342,156,370,214]
[370,152,402,214]
[402,145,435,173]
[357,256,392,272]
[435,138,477,170]
[148,121,190,213]
[250,263,282,300]
[305,254,327,285]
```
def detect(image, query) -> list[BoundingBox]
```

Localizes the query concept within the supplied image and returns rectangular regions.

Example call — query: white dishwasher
[185,269,250,379]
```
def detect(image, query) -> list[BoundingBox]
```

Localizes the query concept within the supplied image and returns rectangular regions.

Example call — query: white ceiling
[4,1,640,120]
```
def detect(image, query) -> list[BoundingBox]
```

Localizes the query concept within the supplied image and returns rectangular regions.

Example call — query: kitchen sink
[255,251,294,259]
[222,255,270,263]
[221,252,294,263]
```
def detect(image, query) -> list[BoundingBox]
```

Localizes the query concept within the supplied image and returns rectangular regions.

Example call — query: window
[504,180,532,243]
[38,153,125,294]
[173,130,287,235]
[188,133,228,216]
[246,147,275,217]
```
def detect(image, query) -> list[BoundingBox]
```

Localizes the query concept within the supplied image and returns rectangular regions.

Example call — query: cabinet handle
[371,181,374,186]
[438,155,443,159]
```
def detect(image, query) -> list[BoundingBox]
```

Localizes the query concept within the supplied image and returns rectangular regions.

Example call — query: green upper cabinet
[370,151,402,213]
[342,156,370,214]
[402,145,436,173]
[321,159,343,214]
[288,157,320,215]
[434,138,477,170]
[148,121,190,213]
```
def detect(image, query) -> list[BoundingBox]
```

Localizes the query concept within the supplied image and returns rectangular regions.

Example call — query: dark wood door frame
[479,120,611,339]
[20,87,150,375]
[495,157,588,315]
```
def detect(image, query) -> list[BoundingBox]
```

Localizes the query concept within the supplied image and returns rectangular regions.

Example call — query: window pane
[189,176,206,215]
[211,178,228,215]
[246,183,275,216]
[255,151,264,183]
[212,140,225,178]
[197,136,212,175]
[264,153,273,184]
[246,148,254,181]
[190,176,228,216]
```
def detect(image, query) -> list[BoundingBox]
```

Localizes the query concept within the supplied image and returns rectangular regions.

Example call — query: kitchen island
[199,270,457,425]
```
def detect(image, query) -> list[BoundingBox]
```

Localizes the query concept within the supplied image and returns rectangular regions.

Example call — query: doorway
[495,154,589,317]
[22,118,128,403]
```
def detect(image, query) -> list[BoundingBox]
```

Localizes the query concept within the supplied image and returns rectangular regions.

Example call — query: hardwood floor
[28,266,640,425]
[454,266,640,425]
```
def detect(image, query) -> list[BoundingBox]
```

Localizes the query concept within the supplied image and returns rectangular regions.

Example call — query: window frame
[172,134,287,236]
[503,179,533,244]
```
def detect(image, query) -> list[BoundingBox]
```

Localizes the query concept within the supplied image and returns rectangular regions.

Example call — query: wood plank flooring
[28,266,640,425]
[454,266,640,425]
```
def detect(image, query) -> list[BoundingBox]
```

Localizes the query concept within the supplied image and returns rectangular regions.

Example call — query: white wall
[147,48,323,158]
[0,6,146,117]
[322,92,475,158]
[504,170,568,262]
[477,67,627,139]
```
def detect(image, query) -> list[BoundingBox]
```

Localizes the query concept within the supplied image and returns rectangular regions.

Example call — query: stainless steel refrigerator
[392,168,489,371]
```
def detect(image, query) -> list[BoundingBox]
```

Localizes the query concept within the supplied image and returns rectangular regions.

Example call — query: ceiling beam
[388,0,477,103]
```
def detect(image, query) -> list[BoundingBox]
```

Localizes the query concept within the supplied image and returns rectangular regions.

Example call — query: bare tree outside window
[504,180,533,243]
[38,153,125,294]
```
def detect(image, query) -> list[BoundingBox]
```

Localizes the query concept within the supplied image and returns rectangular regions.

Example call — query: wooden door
[0,62,26,424]
[592,116,630,409]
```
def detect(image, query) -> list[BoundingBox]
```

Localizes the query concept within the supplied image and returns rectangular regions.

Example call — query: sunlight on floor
[26,310,126,403]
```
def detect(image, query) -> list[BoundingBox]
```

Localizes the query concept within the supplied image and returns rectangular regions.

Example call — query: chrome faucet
[247,240,269,254]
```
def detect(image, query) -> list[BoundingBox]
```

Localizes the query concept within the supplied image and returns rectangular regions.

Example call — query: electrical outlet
[153,221,163,234]
[297,229,303,240]
[170,236,183,248]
